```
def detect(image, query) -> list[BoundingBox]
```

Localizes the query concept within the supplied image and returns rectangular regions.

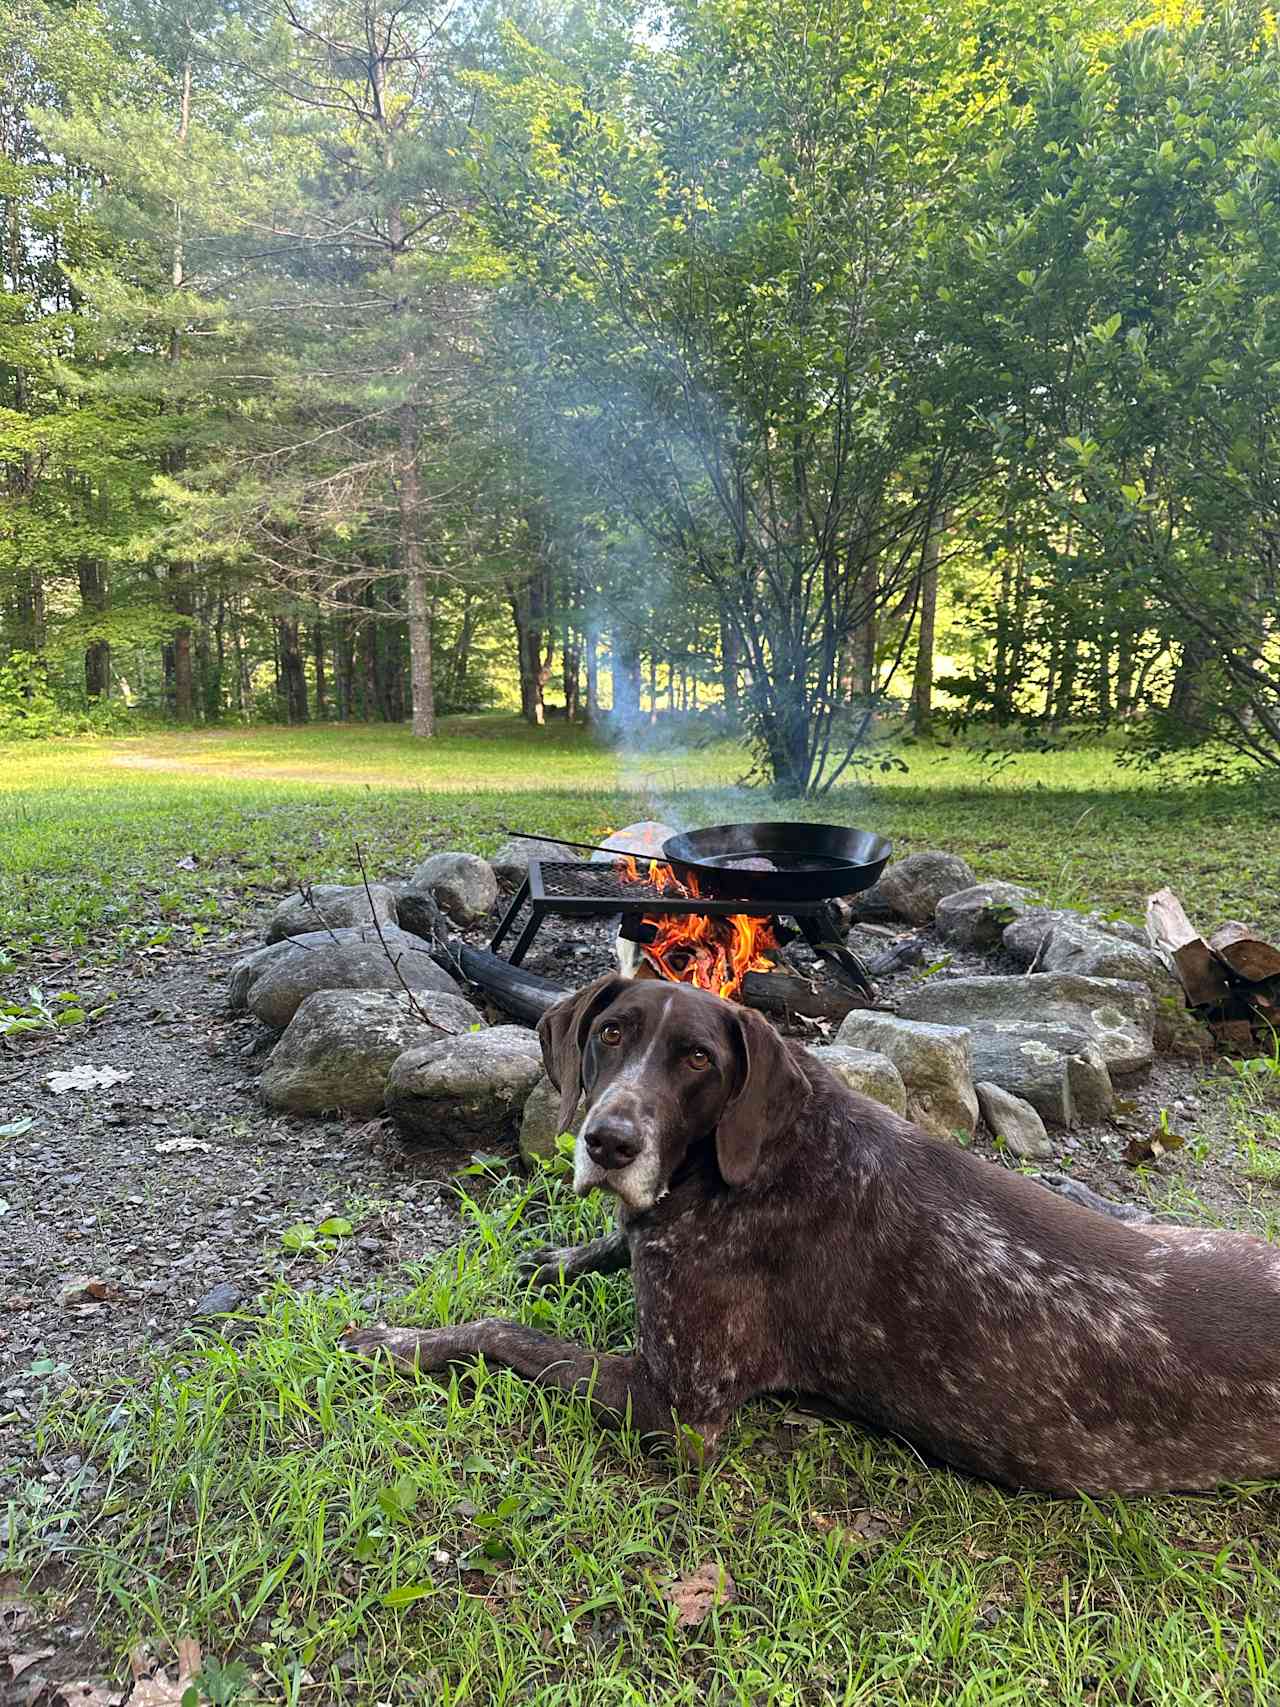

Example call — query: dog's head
[536,975,810,1210]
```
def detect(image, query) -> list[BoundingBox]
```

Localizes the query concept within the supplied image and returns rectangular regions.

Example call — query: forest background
[3,0,1279,796]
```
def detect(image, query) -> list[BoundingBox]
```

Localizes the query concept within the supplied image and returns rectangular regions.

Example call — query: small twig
[354,844,451,1032]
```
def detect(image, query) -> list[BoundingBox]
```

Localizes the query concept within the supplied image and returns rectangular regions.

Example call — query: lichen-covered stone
[804,1044,908,1115]
[387,1026,545,1145]
[407,851,499,927]
[265,882,399,945]
[934,882,1034,950]
[897,973,1154,1077]
[519,1074,585,1166]
[239,926,462,1030]
[260,988,482,1115]
[875,851,977,925]
[976,1081,1053,1160]
[836,1011,976,1138]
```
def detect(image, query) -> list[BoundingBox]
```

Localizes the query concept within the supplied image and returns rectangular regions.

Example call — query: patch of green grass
[1,719,1276,964]
[27,1161,1280,1707]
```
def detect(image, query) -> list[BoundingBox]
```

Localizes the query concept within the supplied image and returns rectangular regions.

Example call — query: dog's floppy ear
[536,974,629,1131]
[715,1003,811,1186]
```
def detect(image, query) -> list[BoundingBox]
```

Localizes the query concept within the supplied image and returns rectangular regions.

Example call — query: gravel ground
[0,938,470,1529]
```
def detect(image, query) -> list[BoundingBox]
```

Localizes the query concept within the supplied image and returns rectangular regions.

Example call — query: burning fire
[617,854,777,1001]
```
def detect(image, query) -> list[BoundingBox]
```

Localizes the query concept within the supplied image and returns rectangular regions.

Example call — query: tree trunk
[909,512,948,736]
[1168,634,1212,732]
[312,622,327,718]
[910,523,941,736]
[563,620,581,721]
[77,559,110,701]
[278,617,308,722]
[721,604,739,717]
[399,398,435,735]
[336,621,355,719]
[613,628,641,722]
[171,573,194,720]
[512,564,553,725]
[585,623,600,721]
[851,556,878,700]
[648,650,658,724]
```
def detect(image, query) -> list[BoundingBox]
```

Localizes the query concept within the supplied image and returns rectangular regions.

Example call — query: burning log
[616,854,780,1000]
[435,942,563,1025]
[738,972,869,1022]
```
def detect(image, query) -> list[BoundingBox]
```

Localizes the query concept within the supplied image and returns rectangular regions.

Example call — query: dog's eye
[687,1047,712,1071]
[599,1022,623,1046]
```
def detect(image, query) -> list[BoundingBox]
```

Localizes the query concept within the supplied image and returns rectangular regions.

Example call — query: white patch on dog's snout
[573,1007,676,1210]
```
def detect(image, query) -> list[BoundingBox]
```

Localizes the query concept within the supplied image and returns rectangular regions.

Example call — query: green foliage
[0,652,132,739]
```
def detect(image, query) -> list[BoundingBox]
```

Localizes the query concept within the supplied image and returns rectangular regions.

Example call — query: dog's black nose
[585,1123,641,1171]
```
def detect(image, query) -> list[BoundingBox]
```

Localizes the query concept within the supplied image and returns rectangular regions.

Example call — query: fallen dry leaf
[58,1276,119,1307]
[845,1508,897,1543]
[54,1685,127,1707]
[0,1573,33,1633]
[665,1561,736,1628]
[126,1637,205,1706]
[1123,1128,1187,1167]
[46,1066,133,1094]
[154,1138,211,1155]
[9,1647,55,1679]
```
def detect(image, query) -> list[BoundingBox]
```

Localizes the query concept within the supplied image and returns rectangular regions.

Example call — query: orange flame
[615,856,776,1000]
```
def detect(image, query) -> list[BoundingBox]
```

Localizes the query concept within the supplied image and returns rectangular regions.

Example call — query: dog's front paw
[517,1246,575,1288]
[340,1323,472,1372]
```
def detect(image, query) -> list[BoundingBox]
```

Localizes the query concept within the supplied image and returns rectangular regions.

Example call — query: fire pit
[488,820,891,1001]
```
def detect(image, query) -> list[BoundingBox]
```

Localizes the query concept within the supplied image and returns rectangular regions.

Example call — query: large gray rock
[519,1074,585,1166]
[1003,907,1148,967]
[240,926,462,1031]
[804,1044,908,1115]
[1030,922,1190,1049]
[934,882,1034,950]
[835,1012,976,1138]
[387,1025,545,1144]
[386,881,444,943]
[968,1023,1113,1128]
[265,882,399,945]
[876,851,977,925]
[589,821,678,862]
[490,837,582,887]
[260,988,483,1115]
[228,939,287,1011]
[897,973,1154,1076]
[408,852,499,927]
[976,1081,1053,1160]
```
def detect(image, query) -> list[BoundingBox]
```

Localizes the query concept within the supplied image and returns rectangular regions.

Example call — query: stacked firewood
[1146,888,1280,1049]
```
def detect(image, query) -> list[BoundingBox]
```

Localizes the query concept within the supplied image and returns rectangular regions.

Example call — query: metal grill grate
[537,860,668,905]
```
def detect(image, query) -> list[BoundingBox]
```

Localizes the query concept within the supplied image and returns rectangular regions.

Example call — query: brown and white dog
[344,976,1280,1494]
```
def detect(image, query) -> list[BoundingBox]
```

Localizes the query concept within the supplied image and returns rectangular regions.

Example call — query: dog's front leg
[341,1317,674,1439]
[519,1227,631,1288]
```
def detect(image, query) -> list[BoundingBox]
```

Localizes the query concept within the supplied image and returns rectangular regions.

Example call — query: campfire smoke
[616,854,778,1000]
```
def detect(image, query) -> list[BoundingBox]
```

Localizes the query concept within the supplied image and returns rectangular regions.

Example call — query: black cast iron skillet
[501,822,892,903]
[660,821,891,903]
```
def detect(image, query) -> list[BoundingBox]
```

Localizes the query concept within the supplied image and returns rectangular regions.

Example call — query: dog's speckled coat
[345,977,1280,1494]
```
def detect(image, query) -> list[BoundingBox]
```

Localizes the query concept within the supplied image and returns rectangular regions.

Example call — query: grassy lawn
[7,719,1280,1704]
[1,716,1276,965]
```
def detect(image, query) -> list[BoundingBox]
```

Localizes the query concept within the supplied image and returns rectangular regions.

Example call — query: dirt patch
[0,941,474,1698]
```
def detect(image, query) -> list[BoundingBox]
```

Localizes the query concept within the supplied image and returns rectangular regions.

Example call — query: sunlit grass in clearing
[1,718,1276,963]
[22,1162,1280,1707]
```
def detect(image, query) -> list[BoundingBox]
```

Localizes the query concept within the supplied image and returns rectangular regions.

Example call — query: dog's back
[740,1054,1280,1493]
